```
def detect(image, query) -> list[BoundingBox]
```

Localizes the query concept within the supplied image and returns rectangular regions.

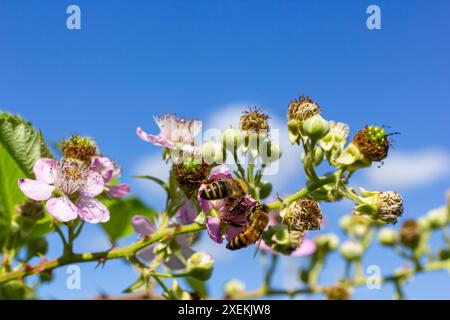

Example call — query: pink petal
[76,196,110,224]
[33,158,57,184]
[18,178,54,201]
[136,127,174,148]
[136,245,155,263]
[132,215,156,237]
[206,216,223,244]
[290,239,317,257]
[177,199,197,225]
[91,156,115,182]
[107,184,130,198]
[225,225,244,241]
[209,164,232,180]
[45,196,79,222]
[81,172,104,197]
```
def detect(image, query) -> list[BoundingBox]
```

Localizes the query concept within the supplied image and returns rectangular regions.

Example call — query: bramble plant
[0,95,448,300]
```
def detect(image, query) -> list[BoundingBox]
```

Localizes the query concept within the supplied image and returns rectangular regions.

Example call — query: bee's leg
[226,197,240,212]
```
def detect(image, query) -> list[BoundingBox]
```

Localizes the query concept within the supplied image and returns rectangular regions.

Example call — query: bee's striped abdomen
[226,227,255,250]
[200,180,227,200]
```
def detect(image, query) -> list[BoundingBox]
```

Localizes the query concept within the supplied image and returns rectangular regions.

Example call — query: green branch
[0,223,205,285]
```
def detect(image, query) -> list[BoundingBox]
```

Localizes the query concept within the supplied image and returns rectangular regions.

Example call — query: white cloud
[363,148,450,190]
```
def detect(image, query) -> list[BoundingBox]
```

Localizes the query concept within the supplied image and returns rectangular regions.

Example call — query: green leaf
[133,175,169,193]
[0,143,26,227]
[101,197,156,243]
[0,112,53,178]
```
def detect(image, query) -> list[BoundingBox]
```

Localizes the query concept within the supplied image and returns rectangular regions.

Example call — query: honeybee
[226,204,269,251]
[199,178,248,201]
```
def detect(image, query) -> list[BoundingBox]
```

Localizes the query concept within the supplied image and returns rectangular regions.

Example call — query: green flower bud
[340,241,363,261]
[352,188,404,224]
[314,233,339,252]
[399,220,421,248]
[258,180,273,200]
[186,252,214,281]
[378,227,397,246]
[284,198,323,232]
[222,127,243,151]
[260,141,282,164]
[426,207,448,229]
[201,140,224,165]
[224,279,246,297]
[302,114,330,141]
[242,131,268,159]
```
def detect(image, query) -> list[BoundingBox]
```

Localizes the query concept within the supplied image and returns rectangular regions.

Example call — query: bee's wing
[252,237,263,259]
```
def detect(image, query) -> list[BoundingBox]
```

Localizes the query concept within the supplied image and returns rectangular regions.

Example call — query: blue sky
[1,0,449,299]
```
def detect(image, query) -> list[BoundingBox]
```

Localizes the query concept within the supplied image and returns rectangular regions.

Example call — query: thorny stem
[0,223,205,285]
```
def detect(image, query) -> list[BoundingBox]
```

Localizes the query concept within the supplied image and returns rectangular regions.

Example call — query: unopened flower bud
[174,159,212,197]
[378,227,397,246]
[353,126,389,162]
[62,135,98,165]
[201,140,224,165]
[258,181,273,200]
[222,127,243,151]
[284,198,323,232]
[16,199,44,221]
[186,252,214,281]
[240,107,270,133]
[324,284,351,300]
[426,207,448,229]
[260,141,282,164]
[340,241,363,261]
[314,233,339,252]
[224,279,245,297]
[302,114,330,141]
[171,279,192,300]
[399,220,421,248]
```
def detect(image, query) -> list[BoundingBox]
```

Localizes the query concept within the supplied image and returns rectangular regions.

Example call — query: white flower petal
[81,172,104,197]
[33,158,57,184]
[45,196,79,222]
[77,196,110,224]
[18,178,54,201]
